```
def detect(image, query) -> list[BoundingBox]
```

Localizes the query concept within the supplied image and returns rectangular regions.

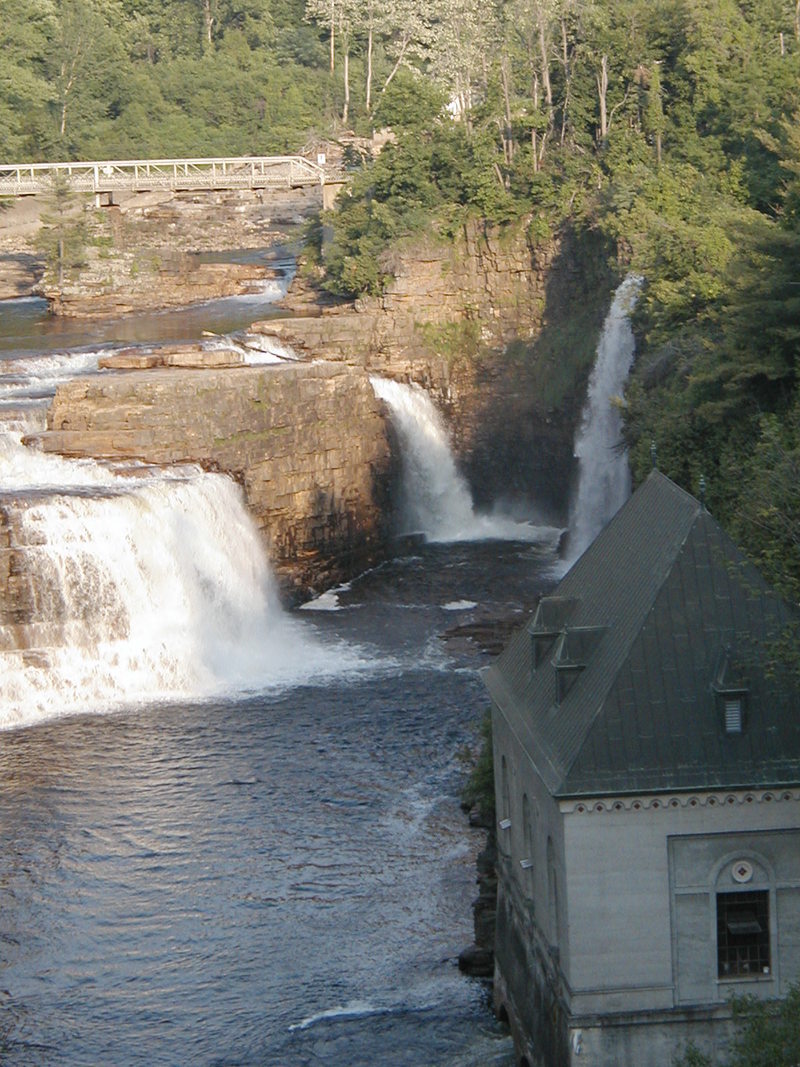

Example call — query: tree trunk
[500,55,514,165]
[203,0,214,48]
[596,54,608,143]
[330,0,335,72]
[381,35,410,97]
[531,71,540,174]
[538,15,553,112]
[536,8,553,164]
[366,24,373,113]
[342,48,350,123]
[559,16,570,147]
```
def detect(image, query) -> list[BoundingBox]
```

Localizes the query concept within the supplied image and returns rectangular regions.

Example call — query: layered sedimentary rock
[46,258,278,318]
[255,223,616,518]
[0,186,318,308]
[29,360,392,599]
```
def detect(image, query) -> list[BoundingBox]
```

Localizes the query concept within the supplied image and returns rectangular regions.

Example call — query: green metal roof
[485,471,800,797]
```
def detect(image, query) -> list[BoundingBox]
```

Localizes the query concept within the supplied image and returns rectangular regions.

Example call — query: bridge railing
[0,156,341,197]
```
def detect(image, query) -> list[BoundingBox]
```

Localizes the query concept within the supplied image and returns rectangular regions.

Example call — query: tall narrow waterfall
[371,377,558,544]
[567,275,642,561]
[0,418,369,729]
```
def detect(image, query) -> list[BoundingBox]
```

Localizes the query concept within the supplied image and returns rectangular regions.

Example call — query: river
[0,251,570,1066]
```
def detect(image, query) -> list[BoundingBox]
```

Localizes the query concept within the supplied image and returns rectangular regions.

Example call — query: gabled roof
[485,471,800,797]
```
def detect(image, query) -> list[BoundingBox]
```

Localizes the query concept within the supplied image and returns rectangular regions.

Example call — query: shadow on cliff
[456,226,618,526]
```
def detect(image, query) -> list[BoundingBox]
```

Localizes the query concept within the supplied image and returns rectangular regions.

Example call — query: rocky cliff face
[27,359,393,601]
[0,187,320,311]
[255,222,617,519]
[6,215,615,617]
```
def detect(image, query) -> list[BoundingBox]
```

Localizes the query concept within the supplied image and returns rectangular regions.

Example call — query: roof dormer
[713,646,749,735]
[528,597,579,669]
[552,626,607,704]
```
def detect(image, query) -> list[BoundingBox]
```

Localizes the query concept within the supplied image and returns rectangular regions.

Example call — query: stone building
[485,470,800,1067]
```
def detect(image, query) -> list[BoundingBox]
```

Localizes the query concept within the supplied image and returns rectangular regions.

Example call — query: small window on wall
[717,891,770,978]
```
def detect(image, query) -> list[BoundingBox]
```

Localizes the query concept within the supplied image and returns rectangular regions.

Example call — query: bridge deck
[0,156,342,197]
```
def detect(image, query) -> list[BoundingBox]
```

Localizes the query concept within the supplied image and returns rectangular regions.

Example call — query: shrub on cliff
[319,117,519,298]
[460,709,496,823]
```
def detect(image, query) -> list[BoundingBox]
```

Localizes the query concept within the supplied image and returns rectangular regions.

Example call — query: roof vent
[724,698,743,734]
[713,647,748,735]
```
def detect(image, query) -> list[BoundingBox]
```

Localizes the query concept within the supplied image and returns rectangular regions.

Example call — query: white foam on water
[299,590,343,612]
[288,999,381,1032]
[370,377,557,544]
[442,600,478,611]
[0,348,105,403]
[567,274,643,561]
[0,430,378,730]
[240,333,302,364]
[299,581,355,613]
[214,276,288,305]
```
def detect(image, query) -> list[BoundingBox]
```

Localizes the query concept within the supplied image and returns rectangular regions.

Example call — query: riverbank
[0,186,321,308]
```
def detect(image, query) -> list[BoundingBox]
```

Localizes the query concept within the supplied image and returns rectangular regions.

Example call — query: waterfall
[0,426,370,730]
[567,274,642,561]
[370,377,558,544]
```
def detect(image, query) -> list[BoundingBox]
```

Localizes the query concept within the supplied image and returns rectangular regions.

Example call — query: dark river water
[0,259,561,1066]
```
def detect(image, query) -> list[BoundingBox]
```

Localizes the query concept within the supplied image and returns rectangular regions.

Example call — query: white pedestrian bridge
[0,155,344,198]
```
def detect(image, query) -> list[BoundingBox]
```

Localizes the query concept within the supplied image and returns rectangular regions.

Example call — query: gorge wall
[260,221,617,519]
[6,212,618,607]
[23,359,392,603]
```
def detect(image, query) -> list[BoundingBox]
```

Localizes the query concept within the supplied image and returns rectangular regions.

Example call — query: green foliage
[371,69,447,133]
[420,319,484,367]
[460,709,495,820]
[319,118,520,297]
[35,172,90,288]
[2,0,798,629]
[729,984,800,1067]
[673,984,800,1067]
[673,1045,712,1067]
[733,404,800,607]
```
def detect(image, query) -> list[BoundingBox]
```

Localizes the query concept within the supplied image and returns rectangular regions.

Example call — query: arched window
[498,757,512,848]
[521,794,534,891]
[547,835,559,945]
[501,757,510,819]
[714,853,774,981]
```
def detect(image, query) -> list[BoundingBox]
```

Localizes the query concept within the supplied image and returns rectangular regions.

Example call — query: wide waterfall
[567,274,642,561]
[0,415,369,729]
[370,377,557,544]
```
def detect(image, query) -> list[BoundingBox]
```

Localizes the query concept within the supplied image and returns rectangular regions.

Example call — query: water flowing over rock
[371,377,560,545]
[0,419,377,727]
[567,274,642,561]
[258,223,617,521]
[6,360,393,603]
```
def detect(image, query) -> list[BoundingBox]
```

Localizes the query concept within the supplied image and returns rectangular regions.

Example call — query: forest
[2,0,799,635]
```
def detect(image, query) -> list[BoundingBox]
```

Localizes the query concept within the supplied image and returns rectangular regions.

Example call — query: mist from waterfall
[370,376,559,545]
[0,419,372,729]
[566,274,642,562]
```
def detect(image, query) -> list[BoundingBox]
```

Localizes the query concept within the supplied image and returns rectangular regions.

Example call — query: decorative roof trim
[559,788,800,815]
